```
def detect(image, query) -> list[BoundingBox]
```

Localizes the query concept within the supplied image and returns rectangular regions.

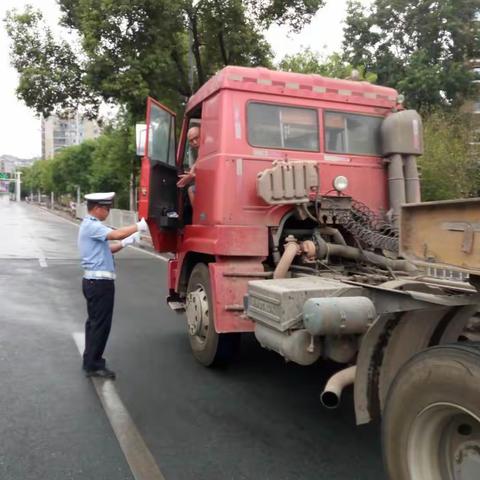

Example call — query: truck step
[168,301,186,313]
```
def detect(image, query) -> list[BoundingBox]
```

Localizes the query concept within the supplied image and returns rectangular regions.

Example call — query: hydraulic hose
[273,240,300,279]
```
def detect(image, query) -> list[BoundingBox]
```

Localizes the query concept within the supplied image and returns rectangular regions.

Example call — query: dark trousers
[82,278,115,371]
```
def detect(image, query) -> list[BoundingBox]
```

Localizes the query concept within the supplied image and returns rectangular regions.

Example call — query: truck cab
[138,66,413,362]
[139,66,480,479]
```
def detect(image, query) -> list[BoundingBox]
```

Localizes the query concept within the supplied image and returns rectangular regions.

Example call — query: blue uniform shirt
[78,215,114,274]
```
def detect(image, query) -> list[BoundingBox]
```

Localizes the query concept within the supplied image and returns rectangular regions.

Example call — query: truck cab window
[148,104,176,166]
[325,112,382,156]
[247,102,319,151]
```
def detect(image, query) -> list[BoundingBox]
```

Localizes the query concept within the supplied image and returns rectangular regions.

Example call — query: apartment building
[41,114,101,160]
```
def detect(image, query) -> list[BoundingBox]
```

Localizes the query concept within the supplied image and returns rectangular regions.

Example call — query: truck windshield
[247,102,319,151]
[325,111,382,156]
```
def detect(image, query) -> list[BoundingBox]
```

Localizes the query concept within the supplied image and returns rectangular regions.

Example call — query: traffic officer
[78,192,148,379]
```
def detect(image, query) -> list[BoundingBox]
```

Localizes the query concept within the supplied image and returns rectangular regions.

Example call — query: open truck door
[138,97,178,253]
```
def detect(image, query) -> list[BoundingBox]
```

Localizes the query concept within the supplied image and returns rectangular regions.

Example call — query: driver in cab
[177,126,199,205]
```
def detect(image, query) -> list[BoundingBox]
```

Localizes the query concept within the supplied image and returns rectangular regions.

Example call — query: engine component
[310,234,417,272]
[303,296,376,336]
[255,325,321,365]
[247,276,363,332]
[320,366,357,409]
[257,160,318,205]
[318,226,347,246]
[343,199,399,252]
[273,236,300,279]
[324,336,358,364]
[315,195,352,225]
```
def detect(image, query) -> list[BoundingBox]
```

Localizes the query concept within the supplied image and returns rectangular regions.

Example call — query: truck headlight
[333,176,348,192]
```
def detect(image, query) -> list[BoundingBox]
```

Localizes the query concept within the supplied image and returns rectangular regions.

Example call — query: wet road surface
[0,202,385,479]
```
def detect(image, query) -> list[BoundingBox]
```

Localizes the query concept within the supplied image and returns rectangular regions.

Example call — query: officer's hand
[136,218,148,232]
[121,232,140,248]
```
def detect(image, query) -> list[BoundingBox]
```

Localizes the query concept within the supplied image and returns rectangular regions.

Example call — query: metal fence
[76,204,138,229]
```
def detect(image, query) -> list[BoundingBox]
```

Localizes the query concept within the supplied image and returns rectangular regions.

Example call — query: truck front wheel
[186,263,240,367]
[383,343,480,480]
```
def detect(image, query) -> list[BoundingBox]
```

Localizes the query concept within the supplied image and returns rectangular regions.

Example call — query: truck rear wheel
[383,343,480,480]
[186,263,240,367]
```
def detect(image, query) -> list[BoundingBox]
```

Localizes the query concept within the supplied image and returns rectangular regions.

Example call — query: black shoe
[85,368,116,379]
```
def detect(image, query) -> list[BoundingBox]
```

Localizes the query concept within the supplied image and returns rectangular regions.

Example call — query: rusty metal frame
[400,198,480,275]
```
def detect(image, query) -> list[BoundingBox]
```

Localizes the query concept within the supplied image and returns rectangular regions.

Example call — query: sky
[0,0,371,159]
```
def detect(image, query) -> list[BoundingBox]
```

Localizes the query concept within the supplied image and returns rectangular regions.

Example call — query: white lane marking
[72,333,166,480]
[73,332,85,355]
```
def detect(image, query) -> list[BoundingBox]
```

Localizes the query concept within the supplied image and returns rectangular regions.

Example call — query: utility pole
[15,171,22,202]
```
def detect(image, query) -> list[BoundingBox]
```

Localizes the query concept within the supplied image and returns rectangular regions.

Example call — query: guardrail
[76,204,138,229]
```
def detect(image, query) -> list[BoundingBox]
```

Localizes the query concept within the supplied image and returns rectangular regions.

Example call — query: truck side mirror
[136,123,147,156]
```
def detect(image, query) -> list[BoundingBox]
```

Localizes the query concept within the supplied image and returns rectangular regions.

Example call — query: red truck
[137,66,480,480]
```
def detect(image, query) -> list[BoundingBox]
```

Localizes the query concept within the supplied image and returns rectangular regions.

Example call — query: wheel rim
[186,283,210,344]
[408,402,480,480]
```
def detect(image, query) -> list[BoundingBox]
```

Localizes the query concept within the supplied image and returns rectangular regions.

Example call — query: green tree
[19,123,136,209]
[343,0,479,110]
[7,1,325,210]
[420,110,479,200]
[278,49,377,82]
[5,0,325,119]
[4,7,97,118]
[89,124,135,209]
[50,141,96,195]
[20,159,54,195]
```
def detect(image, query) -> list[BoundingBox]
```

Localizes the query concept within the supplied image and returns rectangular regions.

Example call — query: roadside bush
[419,110,479,201]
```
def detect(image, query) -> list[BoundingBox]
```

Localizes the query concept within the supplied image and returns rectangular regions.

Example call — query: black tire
[186,263,240,367]
[383,343,480,480]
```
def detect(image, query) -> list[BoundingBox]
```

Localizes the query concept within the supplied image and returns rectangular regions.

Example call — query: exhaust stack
[320,366,357,409]
[381,110,423,228]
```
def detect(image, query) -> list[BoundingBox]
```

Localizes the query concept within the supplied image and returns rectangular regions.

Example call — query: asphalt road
[0,201,385,480]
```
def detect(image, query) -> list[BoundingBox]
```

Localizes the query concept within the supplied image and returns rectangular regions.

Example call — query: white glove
[136,217,148,232]
[121,232,140,248]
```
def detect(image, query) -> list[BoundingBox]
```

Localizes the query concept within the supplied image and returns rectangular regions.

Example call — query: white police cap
[84,192,115,205]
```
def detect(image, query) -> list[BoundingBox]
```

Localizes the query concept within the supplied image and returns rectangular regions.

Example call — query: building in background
[0,155,37,204]
[0,154,37,173]
[41,114,101,160]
